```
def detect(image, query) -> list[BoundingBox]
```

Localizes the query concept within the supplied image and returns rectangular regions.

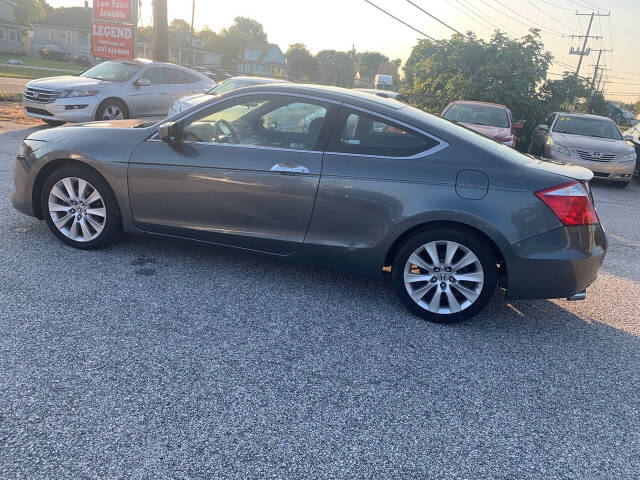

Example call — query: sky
[50,0,639,103]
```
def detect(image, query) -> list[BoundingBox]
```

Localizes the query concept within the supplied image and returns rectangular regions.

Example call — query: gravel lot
[1,120,639,479]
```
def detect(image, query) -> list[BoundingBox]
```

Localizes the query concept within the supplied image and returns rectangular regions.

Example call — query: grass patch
[0,92,22,102]
[0,66,79,79]
[0,55,84,72]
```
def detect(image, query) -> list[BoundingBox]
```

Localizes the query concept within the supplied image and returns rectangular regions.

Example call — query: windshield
[208,79,255,95]
[80,61,142,82]
[443,103,509,128]
[552,115,622,140]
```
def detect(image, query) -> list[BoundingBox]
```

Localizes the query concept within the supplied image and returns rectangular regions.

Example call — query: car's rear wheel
[41,165,122,249]
[96,99,128,121]
[392,228,498,323]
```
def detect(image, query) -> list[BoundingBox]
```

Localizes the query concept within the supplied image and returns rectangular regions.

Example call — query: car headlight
[620,152,637,162]
[551,143,571,156]
[60,89,99,98]
[18,139,46,157]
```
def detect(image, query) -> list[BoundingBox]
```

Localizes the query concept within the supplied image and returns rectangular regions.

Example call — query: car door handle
[270,163,310,174]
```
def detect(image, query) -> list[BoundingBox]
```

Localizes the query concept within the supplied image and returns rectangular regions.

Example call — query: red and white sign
[91,22,134,60]
[93,0,131,22]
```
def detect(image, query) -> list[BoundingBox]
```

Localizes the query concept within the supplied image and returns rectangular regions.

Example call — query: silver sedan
[22,59,214,125]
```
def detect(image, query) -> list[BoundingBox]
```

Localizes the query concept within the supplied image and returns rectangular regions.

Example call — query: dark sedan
[12,85,606,323]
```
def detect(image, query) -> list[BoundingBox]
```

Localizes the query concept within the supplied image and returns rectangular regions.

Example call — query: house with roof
[31,6,92,57]
[136,31,222,67]
[0,0,26,54]
[236,42,287,78]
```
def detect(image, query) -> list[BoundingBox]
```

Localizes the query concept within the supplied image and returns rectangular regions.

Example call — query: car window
[443,103,509,128]
[185,71,202,83]
[141,67,165,85]
[181,94,330,151]
[164,68,188,84]
[329,109,439,157]
[552,115,623,140]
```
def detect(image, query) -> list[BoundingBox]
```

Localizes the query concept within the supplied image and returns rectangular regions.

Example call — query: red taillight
[535,181,599,226]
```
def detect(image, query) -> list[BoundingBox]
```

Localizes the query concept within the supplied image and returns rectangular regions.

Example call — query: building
[0,0,26,54]
[236,42,287,78]
[31,6,92,57]
[137,31,222,67]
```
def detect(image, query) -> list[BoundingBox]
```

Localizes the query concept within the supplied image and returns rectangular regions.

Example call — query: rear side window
[164,68,188,84]
[329,109,439,157]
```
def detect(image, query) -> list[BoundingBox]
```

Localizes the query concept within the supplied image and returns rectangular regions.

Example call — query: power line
[535,0,575,11]
[363,0,435,40]
[523,0,582,33]
[485,0,564,36]
[405,0,467,38]
[457,0,516,35]
[446,0,495,34]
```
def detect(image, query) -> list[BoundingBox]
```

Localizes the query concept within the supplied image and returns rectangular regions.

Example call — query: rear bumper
[504,224,607,300]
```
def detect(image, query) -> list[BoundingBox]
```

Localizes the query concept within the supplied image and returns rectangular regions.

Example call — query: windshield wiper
[134,121,156,128]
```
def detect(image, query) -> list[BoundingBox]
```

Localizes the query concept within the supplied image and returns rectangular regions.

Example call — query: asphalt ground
[1,120,639,479]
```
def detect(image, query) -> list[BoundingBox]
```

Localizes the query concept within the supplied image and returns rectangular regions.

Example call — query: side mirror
[623,134,634,142]
[135,77,151,87]
[537,124,549,132]
[512,122,524,130]
[158,121,181,144]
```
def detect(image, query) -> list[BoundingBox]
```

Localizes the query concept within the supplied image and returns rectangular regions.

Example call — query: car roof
[226,83,406,111]
[450,100,508,109]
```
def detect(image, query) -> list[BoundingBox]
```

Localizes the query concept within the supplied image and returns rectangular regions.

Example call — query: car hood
[26,75,109,90]
[27,119,154,143]
[551,132,633,153]
[460,122,512,141]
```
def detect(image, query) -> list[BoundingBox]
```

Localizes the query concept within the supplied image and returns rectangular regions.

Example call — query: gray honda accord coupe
[12,84,607,323]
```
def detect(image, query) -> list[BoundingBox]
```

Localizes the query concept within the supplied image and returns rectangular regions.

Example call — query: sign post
[91,0,136,60]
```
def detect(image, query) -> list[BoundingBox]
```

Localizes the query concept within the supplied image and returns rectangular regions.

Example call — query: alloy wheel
[48,177,106,242]
[403,240,484,314]
[101,104,124,120]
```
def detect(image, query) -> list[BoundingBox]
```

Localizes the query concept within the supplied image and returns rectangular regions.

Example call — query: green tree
[377,58,402,85]
[212,17,268,67]
[232,17,267,43]
[356,51,389,79]
[315,49,356,87]
[285,43,318,82]
[402,29,597,149]
[15,0,46,25]
[587,92,609,116]
[169,18,192,34]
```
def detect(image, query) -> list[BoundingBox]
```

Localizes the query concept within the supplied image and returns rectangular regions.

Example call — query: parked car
[12,84,606,323]
[39,45,71,62]
[623,123,640,183]
[529,112,636,187]
[73,53,94,67]
[168,76,288,116]
[8,58,24,65]
[22,59,214,125]
[441,100,522,148]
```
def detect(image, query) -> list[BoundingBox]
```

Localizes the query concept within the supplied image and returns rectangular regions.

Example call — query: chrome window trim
[147,137,322,155]
[326,102,449,160]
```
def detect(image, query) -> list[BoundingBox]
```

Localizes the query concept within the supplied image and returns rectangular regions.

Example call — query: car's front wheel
[392,228,498,323]
[95,99,128,121]
[41,165,122,249]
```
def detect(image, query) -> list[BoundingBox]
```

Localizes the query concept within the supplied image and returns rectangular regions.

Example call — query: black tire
[391,228,498,323]
[95,99,129,121]
[41,164,122,250]
[42,119,64,126]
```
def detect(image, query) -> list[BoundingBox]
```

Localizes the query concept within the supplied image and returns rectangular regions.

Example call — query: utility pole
[570,11,610,76]
[152,0,168,62]
[596,67,606,92]
[590,49,613,89]
[190,0,195,64]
